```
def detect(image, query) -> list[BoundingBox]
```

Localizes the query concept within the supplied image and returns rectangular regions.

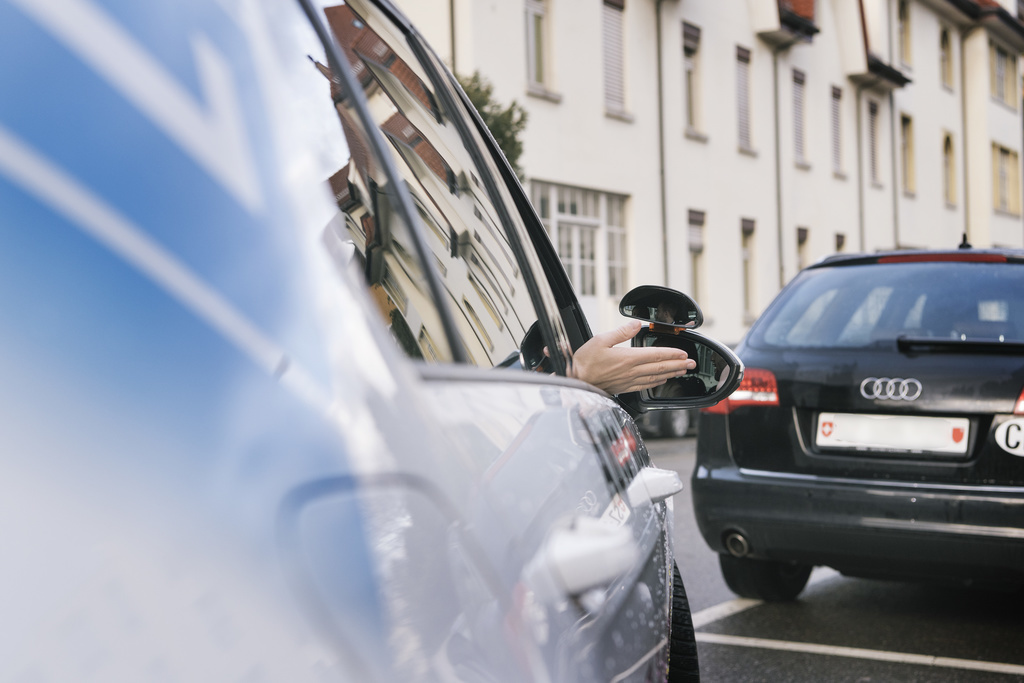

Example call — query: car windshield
[749,261,1024,349]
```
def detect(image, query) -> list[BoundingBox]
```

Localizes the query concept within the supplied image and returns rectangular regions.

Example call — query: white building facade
[397,0,1024,345]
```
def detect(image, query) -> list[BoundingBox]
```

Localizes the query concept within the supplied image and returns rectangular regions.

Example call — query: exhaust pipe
[724,531,750,558]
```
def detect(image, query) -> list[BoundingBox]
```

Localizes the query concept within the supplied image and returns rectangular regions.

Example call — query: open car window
[312,0,573,371]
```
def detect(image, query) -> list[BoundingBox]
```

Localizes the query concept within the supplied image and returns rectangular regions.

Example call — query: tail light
[703,368,779,415]
[1015,387,1024,415]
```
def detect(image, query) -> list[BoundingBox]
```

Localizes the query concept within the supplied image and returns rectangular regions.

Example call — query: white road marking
[0,124,326,412]
[694,633,1024,677]
[10,0,263,213]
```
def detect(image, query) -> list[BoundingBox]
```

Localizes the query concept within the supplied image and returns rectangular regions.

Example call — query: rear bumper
[692,465,1024,585]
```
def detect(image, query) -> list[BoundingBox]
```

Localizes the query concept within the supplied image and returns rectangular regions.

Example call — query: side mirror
[630,327,743,409]
[618,287,743,411]
[619,285,703,329]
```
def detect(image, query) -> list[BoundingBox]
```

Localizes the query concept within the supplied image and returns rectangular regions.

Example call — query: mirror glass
[635,330,742,405]
[619,286,703,328]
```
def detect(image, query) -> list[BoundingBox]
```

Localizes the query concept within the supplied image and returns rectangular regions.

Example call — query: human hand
[569,320,697,395]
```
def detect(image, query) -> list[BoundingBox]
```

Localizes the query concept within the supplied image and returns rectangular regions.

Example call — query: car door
[302,0,676,679]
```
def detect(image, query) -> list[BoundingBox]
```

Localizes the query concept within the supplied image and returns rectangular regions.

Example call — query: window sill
[605,109,635,123]
[945,201,957,211]
[743,313,757,325]
[871,181,885,190]
[833,170,847,181]
[795,160,811,171]
[990,95,1018,112]
[685,127,708,143]
[527,85,563,104]
[903,190,916,199]
[942,82,954,94]
[994,207,1022,218]
[738,145,759,158]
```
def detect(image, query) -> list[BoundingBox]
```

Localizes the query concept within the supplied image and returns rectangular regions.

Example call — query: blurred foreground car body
[694,249,1024,600]
[0,0,722,680]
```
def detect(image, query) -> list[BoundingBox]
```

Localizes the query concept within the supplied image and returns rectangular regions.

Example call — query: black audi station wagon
[694,248,1024,601]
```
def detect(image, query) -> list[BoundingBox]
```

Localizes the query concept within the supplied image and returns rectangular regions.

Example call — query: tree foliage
[457,71,528,179]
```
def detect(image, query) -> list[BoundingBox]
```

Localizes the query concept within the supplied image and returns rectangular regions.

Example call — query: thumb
[595,320,643,348]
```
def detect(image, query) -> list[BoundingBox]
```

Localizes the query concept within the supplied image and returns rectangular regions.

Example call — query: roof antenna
[958,233,972,249]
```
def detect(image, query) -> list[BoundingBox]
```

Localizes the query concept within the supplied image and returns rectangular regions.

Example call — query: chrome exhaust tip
[724,531,750,558]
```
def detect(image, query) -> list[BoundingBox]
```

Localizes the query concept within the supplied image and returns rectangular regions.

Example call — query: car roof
[810,247,1024,269]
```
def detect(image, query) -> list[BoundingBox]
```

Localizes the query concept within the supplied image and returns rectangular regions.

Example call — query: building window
[990,41,1018,108]
[607,195,627,297]
[603,0,626,115]
[993,143,1021,215]
[940,28,953,88]
[688,210,705,304]
[898,0,911,66]
[943,134,956,206]
[900,114,915,194]
[796,227,809,270]
[835,233,846,252]
[831,86,843,173]
[868,101,880,183]
[741,218,756,319]
[683,22,702,134]
[532,181,629,300]
[526,0,548,89]
[793,70,806,164]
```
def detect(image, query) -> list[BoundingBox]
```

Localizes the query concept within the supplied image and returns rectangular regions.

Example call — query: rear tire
[668,562,700,682]
[662,410,691,439]
[719,555,812,601]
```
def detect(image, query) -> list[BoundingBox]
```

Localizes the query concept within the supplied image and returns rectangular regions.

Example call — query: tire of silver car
[719,555,812,602]
[668,562,701,682]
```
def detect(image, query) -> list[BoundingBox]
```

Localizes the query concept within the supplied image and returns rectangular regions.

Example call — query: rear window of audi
[749,261,1024,349]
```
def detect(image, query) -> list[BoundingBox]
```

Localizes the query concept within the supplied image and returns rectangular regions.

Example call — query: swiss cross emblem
[952,427,965,443]
[821,421,834,437]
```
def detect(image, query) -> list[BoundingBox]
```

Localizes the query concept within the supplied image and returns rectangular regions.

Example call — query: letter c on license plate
[995,418,1024,457]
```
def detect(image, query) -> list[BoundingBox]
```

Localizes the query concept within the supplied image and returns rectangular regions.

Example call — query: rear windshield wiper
[897,335,1024,355]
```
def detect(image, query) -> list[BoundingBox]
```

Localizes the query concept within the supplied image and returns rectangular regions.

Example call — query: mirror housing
[617,287,743,412]
[619,285,703,329]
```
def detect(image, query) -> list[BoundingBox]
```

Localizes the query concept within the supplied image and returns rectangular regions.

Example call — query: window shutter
[737,47,751,149]
[741,217,755,236]
[683,22,700,55]
[793,70,806,161]
[868,101,879,182]
[831,86,842,172]
[603,3,625,112]
[688,210,705,252]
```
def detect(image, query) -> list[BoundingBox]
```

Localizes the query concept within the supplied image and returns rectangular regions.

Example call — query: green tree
[457,72,528,180]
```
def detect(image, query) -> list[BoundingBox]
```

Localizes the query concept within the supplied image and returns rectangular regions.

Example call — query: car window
[313,0,573,371]
[752,262,1024,348]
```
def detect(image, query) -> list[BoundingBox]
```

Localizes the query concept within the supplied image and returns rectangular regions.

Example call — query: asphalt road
[647,436,1024,683]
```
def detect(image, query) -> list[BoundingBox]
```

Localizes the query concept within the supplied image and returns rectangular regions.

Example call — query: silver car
[0,0,739,680]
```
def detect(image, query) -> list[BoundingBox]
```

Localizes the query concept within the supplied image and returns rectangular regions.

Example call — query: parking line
[694,633,1024,677]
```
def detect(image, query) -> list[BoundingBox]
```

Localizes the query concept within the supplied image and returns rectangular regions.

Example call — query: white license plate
[816,412,970,454]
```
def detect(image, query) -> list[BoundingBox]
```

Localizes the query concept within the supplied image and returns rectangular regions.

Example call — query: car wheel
[661,410,691,439]
[668,562,700,682]
[719,555,812,601]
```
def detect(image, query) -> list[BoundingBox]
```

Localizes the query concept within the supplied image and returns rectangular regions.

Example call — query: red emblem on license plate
[952,427,965,443]
[821,421,834,437]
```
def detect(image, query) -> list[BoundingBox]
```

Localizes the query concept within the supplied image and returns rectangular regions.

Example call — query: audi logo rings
[860,377,923,401]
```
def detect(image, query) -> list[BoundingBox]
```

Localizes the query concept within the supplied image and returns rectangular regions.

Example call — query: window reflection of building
[320,2,542,368]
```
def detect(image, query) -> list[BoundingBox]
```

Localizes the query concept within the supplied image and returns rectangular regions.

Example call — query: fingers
[594,320,643,347]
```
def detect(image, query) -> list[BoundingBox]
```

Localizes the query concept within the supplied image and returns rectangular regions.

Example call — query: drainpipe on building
[961,25,978,245]
[888,0,900,249]
[656,0,669,286]
[449,0,456,73]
